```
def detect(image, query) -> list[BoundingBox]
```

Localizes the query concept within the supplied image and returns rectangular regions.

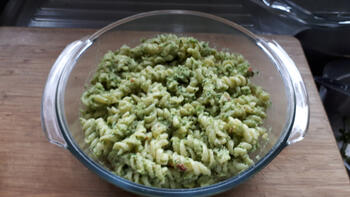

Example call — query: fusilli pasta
[80,34,270,188]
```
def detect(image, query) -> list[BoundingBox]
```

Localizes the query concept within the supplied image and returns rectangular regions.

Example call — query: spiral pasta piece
[122,153,168,184]
[113,121,147,155]
[145,133,169,165]
[216,75,247,90]
[169,152,211,176]
[198,114,228,147]
[172,135,217,168]
[226,117,259,144]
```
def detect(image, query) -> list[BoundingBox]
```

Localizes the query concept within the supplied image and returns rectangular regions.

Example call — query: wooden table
[0,27,349,196]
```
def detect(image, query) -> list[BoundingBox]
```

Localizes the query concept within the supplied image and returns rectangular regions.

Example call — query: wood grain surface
[0,27,349,197]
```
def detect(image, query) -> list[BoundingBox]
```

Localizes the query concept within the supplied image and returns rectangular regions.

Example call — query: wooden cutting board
[0,27,349,196]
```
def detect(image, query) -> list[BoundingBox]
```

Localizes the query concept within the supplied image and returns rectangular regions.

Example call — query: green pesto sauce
[80,34,270,188]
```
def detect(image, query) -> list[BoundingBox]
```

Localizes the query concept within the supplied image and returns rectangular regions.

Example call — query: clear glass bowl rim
[54,10,297,196]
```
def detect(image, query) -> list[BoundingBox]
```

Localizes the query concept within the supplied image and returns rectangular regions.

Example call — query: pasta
[80,34,270,188]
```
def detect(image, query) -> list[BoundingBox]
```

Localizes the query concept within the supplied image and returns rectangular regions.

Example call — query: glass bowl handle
[268,41,310,145]
[41,39,90,148]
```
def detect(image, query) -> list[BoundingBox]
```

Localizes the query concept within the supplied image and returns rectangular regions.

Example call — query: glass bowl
[41,10,309,197]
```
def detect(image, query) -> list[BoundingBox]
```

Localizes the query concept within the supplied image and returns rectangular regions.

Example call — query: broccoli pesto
[80,34,270,188]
